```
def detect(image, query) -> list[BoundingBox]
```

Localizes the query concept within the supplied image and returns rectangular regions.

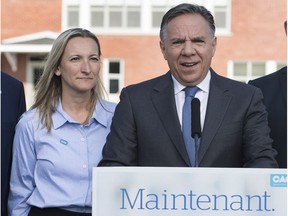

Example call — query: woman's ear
[55,67,61,76]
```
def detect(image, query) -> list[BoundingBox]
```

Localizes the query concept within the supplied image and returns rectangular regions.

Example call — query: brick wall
[1,0,61,39]
[1,0,286,86]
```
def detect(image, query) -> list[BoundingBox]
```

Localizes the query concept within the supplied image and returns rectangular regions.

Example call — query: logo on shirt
[60,139,68,145]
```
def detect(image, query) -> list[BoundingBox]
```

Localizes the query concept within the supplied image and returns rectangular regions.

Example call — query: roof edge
[2,31,60,44]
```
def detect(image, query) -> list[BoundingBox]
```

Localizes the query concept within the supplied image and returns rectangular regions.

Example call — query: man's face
[160,13,217,86]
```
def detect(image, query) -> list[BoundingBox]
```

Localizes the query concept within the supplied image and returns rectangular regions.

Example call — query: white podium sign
[92,167,287,216]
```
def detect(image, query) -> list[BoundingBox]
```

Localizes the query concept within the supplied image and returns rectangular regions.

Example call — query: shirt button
[81,138,85,142]
[82,164,87,169]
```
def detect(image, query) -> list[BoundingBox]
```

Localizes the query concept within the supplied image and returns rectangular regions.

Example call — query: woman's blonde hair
[32,28,105,132]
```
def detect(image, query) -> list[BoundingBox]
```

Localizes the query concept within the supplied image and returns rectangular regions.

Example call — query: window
[151,6,166,28]
[64,1,231,35]
[26,56,45,108]
[151,1,231,34]
[109,6,122,27]
[214,6,227,29]
[103,59,124,102]
[91,6,104,27]
[277,62,287,70]
[212,1,231,35]
[231,62,266,82]
[67,5,79,27]
[29,56,45,88]
[251,63,266,77]
[127,7,141,27]
[90,5,141,29]
[108,61,121,93]
[109,61,120,74]
[229,61,284,83]
[234,62,247,76]
[33,67,43,89]
[109,79,119,93]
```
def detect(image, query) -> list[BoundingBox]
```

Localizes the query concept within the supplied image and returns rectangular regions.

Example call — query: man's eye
[91,57,100,62]
[172,41,183,44]
[194,39,205,44]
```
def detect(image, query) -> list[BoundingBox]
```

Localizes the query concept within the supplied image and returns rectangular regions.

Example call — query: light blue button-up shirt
[8,99,116,216]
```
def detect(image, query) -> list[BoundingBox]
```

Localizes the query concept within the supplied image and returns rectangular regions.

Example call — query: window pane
[109,62,120,74]
[91,7,104,27]
[127,10,140,27]
[152,7,165,28]
[252,63,265,76]
[214,8,226,28]
[234,63,247,76]
[277,62,286,70]
[68,6,79,27]
[109,7,122,27]
[33,68,43,88]
[110,79,119,93]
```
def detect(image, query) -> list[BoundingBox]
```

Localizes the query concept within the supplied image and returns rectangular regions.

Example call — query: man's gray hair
[160,3,216,41]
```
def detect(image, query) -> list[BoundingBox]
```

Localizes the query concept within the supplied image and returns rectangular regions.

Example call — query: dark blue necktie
[182,86,199,166]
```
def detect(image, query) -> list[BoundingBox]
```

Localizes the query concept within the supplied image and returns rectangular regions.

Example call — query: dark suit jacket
[99,69,278,168]
[1,72,26,216]
[249,66,287,168]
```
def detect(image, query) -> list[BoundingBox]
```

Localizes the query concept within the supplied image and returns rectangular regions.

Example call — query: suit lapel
[279,67,287,108]
[151,72,191,166]
[198,71,232,164]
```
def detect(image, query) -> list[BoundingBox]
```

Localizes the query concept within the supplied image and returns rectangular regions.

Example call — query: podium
[92,167,287,215]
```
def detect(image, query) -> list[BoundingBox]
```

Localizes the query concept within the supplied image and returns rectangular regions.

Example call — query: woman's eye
[70,57,80,61]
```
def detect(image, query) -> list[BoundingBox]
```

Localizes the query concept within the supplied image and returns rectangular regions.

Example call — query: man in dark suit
[248,67,287,168]
[248,21,287,168]
[99,3,278,168]
[1,71,26,216]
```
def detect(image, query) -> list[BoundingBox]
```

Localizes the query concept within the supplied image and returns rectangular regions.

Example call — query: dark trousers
[28,206,92,216]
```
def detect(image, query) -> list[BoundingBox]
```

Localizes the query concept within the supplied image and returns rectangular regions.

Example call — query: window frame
[102,58,124,103]
[62,0,231,36]
[228,60,285,83]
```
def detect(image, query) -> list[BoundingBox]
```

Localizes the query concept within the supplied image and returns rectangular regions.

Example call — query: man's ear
[160,41,167,60]
[211,36,217,57]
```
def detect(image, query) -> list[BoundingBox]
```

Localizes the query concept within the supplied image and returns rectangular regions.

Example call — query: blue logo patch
[60,139,68,145]
[270,174,287,187]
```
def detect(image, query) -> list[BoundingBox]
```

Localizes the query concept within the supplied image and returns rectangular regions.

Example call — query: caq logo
[270,174,287,187]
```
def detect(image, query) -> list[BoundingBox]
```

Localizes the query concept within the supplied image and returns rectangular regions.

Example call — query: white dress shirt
[172,70,211,131]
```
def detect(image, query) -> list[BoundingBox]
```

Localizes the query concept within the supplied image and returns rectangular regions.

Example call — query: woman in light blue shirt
[8,28,116,216]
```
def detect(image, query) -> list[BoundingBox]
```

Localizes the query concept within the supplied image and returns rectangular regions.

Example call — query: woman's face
[55,36,101,95]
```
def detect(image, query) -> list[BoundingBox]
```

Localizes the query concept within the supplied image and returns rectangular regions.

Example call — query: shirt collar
[93,100,110,128]
[171,70,211,94]
[52,100,109,129]
[197,70,210,93]
[53,100,71,129]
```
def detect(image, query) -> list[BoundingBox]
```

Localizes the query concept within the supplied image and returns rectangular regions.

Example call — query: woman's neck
[61,93,93,124]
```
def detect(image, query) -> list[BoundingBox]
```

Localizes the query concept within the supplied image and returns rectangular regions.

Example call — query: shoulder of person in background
[1,71,26,216]
[248,66,287,86]
[1,71,26,120]
[248,66,287,102]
